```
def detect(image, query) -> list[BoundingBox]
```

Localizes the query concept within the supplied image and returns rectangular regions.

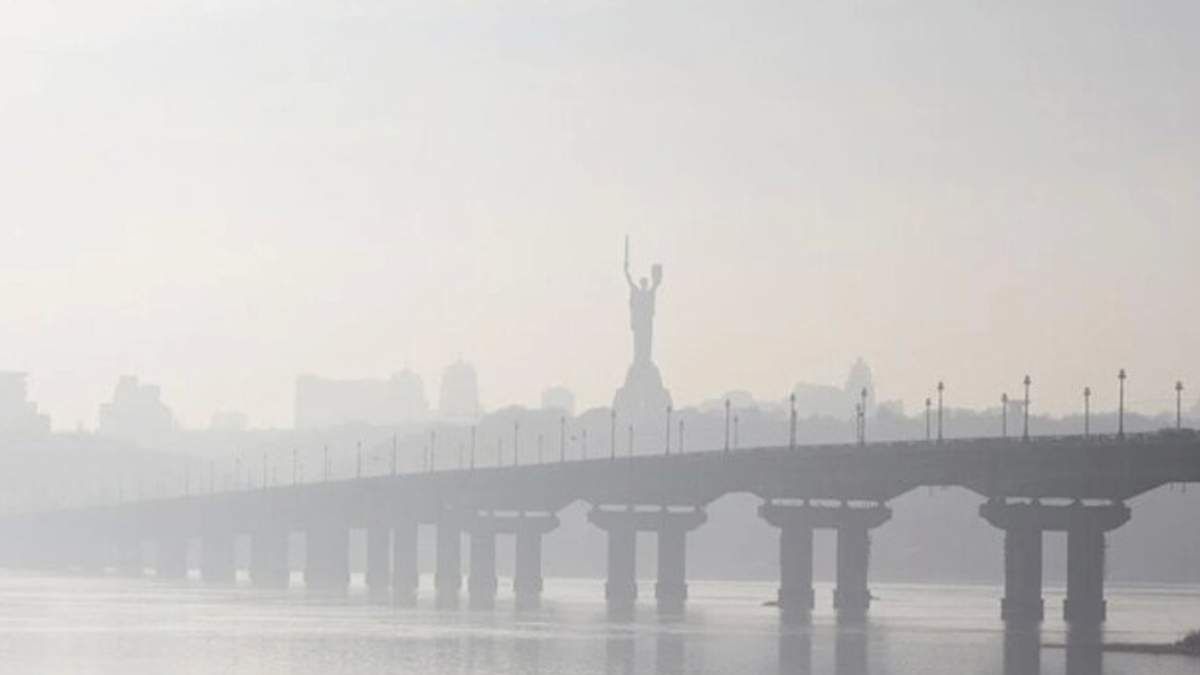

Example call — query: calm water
[0,573,1196,675]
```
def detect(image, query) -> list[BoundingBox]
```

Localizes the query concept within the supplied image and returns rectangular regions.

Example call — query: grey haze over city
[1,2,1199,675]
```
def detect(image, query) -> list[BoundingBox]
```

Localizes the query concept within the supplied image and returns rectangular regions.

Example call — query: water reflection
[777,626,812,675]
[605,630,636,675]
[655,619,686,674]
[834,623,869,675]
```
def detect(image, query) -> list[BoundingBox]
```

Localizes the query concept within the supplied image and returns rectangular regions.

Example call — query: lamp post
[924,398,931,441]
[1001,393,1008,439]
[431,431,438,472]
[560,417,567,463]
[724,398,731,453]
[1022,375,1031,442]
[1176,381,1184,430]
[734,414,740,451]
[936,381,944,444]
[582,429,588,460]
[789,393,797,451]
[860,387,868,445]
[1084,387,1091,437]
[678,419,684,454]
[1118,369,1127,439]
[855,403,863,445]
[665,405,672,456]
[512,422,519,467]
[470,426,477,470]
[610,409,617,461]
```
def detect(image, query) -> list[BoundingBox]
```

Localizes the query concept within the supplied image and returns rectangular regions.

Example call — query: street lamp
[924,398,932,441]
[1001,393,1008,439]
[610,409,617,461]
[470,426,477,470]
[678,419,684,454]
[855,403,863,445]
[860,387,868,444]
[1118,369,1127,439]
[789,393,797,451]
[734,414,740,451]
[513,422,519,467]
[1176,381,1184,430]
[937,381,944,444]
[1022,375,1031,442]
[724,398,732,453]
[665,405,672,456]
[1084,387,1091,438]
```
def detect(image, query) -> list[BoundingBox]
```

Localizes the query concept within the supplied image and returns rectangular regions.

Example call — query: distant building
[210,410,249,432]
[294,370,428,430]
[541,386,576,416]
[438,360,482,420]
[0,372,50,436]
[792,358,877,419]
[98,375,177,444]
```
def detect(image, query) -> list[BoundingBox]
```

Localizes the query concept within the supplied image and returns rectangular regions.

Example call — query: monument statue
[624,236,662,365]
[614,236,672,422]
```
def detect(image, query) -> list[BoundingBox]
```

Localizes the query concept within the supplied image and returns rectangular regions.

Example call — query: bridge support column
[392,519,418,606]
[514,515,559,608]
[305,522,350,592]
[1065,524,1108,624]
[155,537,188,579]
[435,517,462,608]
[468,529,498,609]
[250,528,289,589]
[589,507,707,612]
[365,525,391,600]
[760,502,890,620]
[589,510,638,611]
[654,511,706,613]
[981,500,1129,624]
[201,532,235,584]
[759,504,815,616]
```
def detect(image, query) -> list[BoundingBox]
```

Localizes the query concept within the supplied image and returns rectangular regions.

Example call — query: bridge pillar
[513,516,559,609]
[588,508,707,612]
[392,519,419,606]
[435,516,462,608]
[201,532,236,584]
[981,500,1129,624]
[365,525,391,600]
[304,522,350,592]
[468,529,498,609]
[250,528,289,589]
[155,537,188,579]
[654,512,706,613]
[833,507,890,620]
[1065,526,1106,623]
[759,503,890,620]
[759,504,815,616]
[589,509,638,611]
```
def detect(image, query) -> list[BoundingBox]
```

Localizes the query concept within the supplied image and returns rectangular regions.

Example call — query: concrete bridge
[3,430,1198,625]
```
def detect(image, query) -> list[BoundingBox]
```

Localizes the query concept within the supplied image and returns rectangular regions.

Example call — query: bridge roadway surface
[3,430,1199,624]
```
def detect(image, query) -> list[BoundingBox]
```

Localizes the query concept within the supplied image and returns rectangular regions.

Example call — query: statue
[624,236,662,365]
[613,236,672,422]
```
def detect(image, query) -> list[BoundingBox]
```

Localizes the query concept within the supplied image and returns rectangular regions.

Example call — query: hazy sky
[2,1,1197,430]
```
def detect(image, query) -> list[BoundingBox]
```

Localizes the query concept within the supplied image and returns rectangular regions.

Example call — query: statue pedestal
[613,360,672,423]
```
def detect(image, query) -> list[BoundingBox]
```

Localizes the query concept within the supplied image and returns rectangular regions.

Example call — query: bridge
[2,430,1198,625]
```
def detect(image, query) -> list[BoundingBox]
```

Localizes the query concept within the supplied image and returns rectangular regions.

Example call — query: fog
[2,3,1199,674]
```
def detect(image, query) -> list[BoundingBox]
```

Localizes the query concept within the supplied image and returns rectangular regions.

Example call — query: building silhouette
[0,372,50,436]
[791,358,877,419]
[97,375,177,445]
